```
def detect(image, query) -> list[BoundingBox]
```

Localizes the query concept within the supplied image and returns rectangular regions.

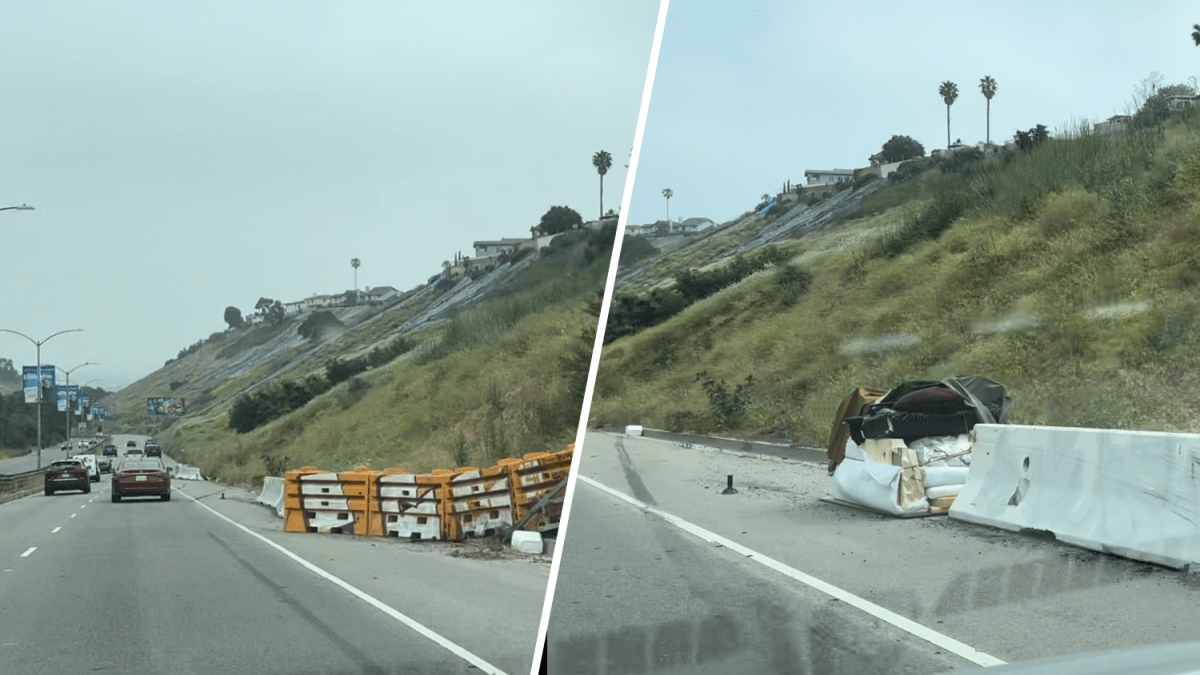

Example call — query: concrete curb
[626,427,827,464]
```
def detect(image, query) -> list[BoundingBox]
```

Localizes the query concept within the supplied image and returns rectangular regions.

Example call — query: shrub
[695,371,754,430]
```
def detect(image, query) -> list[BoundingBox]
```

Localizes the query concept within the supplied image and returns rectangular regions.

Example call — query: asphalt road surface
[1,435,550,675]
[546,431,1200,674]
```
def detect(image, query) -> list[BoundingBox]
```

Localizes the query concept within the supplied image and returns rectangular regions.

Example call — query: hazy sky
[624,0,1200,226]
[0,1,660,390]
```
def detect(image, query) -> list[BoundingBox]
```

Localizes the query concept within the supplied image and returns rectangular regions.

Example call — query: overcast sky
[0,1,660,390]
[624,0,1200,227]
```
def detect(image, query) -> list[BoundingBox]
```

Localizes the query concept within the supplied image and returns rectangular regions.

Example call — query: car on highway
[126,439,138,449]
[124,448,145,460]
[102,445,118,457]
[111,457,171,502]
[45,459,90,495]
[72,454,101,482]
[144,442,162,458]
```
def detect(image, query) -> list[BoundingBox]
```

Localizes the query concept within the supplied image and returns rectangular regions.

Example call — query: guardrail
[0,469,45,505]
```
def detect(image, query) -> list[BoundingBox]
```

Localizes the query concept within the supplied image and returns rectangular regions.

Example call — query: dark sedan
[112,458,171,502]
[45,459,91,496]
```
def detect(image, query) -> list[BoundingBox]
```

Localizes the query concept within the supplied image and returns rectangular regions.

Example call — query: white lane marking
[51,527,61,534]
[80,504,86,509]
[19,547,35,558]
[578,474,1008,668]
[70,513,77,519]
[177,486,510,674]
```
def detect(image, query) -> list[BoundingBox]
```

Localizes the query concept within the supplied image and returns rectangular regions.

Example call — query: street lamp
[63,363,96,448]
[0,328,83,469]
[0,205,34,212]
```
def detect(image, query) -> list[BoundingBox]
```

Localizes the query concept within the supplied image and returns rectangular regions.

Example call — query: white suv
[71,454,101,483]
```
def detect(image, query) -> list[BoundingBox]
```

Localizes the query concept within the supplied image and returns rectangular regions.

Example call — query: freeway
[546,430,1200,674]
[0,435,550,675]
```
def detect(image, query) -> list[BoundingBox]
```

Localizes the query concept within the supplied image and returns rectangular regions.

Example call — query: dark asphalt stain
[206,532,391,675]
[616,437,657,506]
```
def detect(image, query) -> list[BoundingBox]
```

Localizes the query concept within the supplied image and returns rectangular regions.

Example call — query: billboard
[23,365,56,403]
[148,397,186,416]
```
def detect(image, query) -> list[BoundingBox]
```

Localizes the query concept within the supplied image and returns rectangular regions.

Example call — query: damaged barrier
[283,466,383,536]
[446,464,515,539]
[278,445,574,540]
[951,424,1200,570]
[378,469,449,540]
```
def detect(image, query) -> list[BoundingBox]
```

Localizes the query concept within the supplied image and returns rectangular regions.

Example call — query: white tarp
[830,441,930,516]
[951,424,1200,570]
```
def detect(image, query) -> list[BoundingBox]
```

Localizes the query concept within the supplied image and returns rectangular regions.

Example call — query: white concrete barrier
[951,424,1200,570]
[257,476,286,518]
[512,530,543,554]
[625,425,644,436]
[174,465,203,481]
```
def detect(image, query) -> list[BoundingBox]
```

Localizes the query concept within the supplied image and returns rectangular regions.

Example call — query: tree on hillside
[1193,23,1200,45]
[662,188,673,220]
[879,135,925,163]
[538,205,583,235]
[938,81,959,150]
[223,306,244,329]
[255,297,285,325]
[979,75,998,146]
[0,357,17,385]
[592,150,613,218]
[1133,83,1196,128]
[1013,124,1050,152]
[298,310,344,341]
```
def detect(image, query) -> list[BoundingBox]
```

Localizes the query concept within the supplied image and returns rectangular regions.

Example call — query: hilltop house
[283,300,305,317]
[304,294,336,310]
[473,238,527,258]
[362,286,398,303]
[1093,115,1132,135]
[804,168,854,185]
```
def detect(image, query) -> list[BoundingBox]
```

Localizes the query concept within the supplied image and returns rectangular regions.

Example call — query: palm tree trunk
[946,104,951,149]
[986,100,991,147]
[599,175,604,218]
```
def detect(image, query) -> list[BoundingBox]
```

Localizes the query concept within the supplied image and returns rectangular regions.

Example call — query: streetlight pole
[0,328,83,469]
[63,363,96,450]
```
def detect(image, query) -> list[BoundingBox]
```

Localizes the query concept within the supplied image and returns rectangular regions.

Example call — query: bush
[619,235,659,267]
[326,356,369,386]
[695,371,754,430]
[228,374,330,434]
[298,310,344,340]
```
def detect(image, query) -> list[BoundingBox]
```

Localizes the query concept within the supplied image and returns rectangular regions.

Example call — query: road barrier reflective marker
[177,486,509,675]
[19,547,35,557]
[578,474,1007,668]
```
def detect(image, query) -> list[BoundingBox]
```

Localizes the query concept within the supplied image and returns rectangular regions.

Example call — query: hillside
[97,225,613,486]
[592,110,1200,448]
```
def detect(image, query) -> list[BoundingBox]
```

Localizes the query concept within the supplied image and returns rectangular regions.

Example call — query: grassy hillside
[590,110,1200,447]
[97,227,611,486]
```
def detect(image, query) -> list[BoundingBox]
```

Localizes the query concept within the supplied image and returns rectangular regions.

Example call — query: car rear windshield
[121,461,163,470]
[50,462,82,470]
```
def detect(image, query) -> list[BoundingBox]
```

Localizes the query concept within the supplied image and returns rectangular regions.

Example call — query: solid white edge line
[20,547,35,557]
[576,474,1008,668]
[175,485,509,674]
[528,2,671,673]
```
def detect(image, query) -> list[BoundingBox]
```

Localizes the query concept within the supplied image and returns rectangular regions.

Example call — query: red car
[111,458,171,502]
[45,459,91,496]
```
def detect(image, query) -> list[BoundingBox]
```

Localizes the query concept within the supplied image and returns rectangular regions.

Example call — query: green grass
[591,110,1200,446]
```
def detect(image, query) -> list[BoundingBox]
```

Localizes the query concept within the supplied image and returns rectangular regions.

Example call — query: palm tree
[1192,23,1200,46]
[938,81,959,150]
[662,188,673,221]
[979,76,997,147]
[350,258,360,305]
[592,150,613,218]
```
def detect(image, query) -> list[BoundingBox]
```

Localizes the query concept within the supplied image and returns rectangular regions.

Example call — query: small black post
[722,475,738,495]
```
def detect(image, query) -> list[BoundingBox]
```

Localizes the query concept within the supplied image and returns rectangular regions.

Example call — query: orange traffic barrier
[283,466,382,535]
[507,449,573,530]
[446,464,514,539]
[377,468,449,540]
